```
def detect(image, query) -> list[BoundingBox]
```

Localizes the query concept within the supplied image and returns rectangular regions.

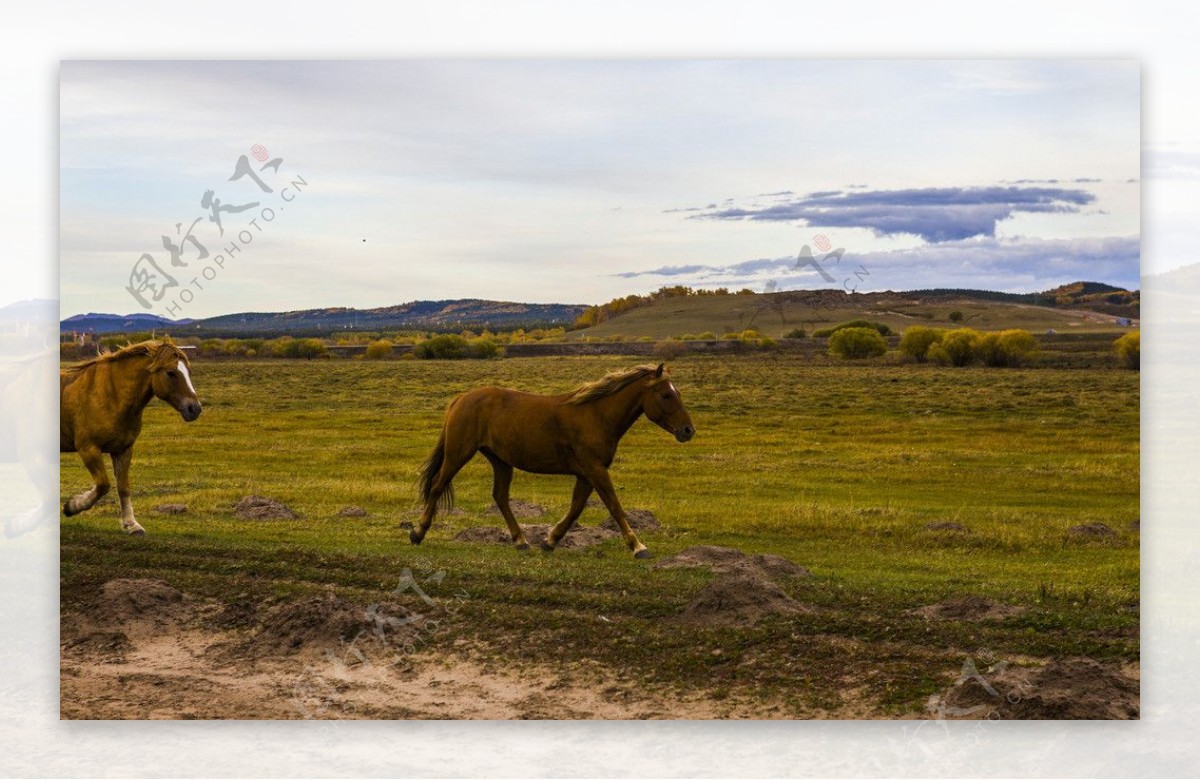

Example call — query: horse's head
[148,342,202,422]
[641,364,695,443]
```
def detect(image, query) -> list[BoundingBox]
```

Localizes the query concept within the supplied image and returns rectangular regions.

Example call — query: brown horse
[414,363,695,558]
[60,339,202,535]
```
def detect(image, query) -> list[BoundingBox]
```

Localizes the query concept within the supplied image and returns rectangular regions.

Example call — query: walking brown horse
[414,363,695,558]
[61,339,202,534]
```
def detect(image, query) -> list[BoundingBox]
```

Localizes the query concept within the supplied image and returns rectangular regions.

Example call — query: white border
[2,2,1189,776]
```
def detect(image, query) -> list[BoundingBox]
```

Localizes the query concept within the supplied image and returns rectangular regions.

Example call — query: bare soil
[61,578,804,720]
[928,658,1139,719]
[911,596,1025,621]
[676,571,814,627]
[653,545,811,580]
[233,495,299,520]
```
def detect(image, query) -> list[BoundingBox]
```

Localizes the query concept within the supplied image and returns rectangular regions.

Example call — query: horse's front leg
[111,447,145,535]
[584,466,649,559]
[63,445,111,518]
[542,476,593,552]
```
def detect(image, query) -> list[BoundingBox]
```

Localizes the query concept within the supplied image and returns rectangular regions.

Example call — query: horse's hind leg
[63,445,111,518]
[111,447,145,535]
[542,476,593,552]
[483,453,529,550]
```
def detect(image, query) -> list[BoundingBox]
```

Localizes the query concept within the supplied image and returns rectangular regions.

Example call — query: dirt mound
[245,592,417,656]
[454,524,619,549]
[599,508,661,533]
[60,619,132,662]
[336,505,368,517]
[151,503,188,515]
[1068,522,1117,538]
[912,596,1024,621]
[234,495,298,520]
[1130,519,1140,532]
[454,526,514,544]
[678,571,813,627]
[484,500,547,519]
[930,658,1139,719]
[653,545,810,580]
[924,521,970,533]
[94,579,186,625]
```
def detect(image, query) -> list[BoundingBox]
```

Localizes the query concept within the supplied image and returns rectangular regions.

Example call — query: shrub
[814,319,892,338]
[898,326,944,362]
[277,338,327,360]
[697,331,717,340]
[948,310,964,323]
[977,329,1038,367]
[413,334,470,360]
[828,327,888,359]
[927,328,980,366]
[364,339,394,360]
[783,328,807,339]
[1114,331,1139,370]
[469,338,503,359]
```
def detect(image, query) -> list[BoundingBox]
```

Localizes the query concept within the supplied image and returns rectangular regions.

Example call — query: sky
[59,60,1141,319]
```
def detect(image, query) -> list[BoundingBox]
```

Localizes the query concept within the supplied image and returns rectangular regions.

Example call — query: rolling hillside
[565,288,1137,341]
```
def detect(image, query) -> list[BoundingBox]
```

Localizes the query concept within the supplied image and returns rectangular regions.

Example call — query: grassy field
[59,354,1139,716]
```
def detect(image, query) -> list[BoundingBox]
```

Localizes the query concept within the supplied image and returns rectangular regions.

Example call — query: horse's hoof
[409,530,423,545]
[633,549,652,559]
[515,541,530,551]
[124,526,146,536]
[540,541,556,553]
[62,503,75,517]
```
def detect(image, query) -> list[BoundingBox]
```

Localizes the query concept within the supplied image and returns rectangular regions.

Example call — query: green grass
[60,355,1139,715]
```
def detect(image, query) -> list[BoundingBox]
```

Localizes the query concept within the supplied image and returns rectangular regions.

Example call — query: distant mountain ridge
[61,299,587,337]
[58,282,1137,337]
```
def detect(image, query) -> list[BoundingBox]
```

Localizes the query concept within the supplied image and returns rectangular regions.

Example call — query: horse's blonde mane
[565,364,661,405]
[64,339,189,377]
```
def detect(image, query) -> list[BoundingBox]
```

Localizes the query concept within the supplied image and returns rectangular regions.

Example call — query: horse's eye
[166,371,177,379]
[661,392,672,400]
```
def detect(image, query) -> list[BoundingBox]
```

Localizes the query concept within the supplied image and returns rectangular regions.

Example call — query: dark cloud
[689,186,1096,243]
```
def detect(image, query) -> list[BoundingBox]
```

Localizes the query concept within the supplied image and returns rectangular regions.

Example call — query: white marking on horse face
[668,382,678,396]
[177,361,197,395]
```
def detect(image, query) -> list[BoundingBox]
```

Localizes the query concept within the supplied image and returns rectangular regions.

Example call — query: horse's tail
[418,429,454,512]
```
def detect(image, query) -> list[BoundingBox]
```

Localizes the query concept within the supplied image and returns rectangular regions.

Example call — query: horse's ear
[655,363,664,378]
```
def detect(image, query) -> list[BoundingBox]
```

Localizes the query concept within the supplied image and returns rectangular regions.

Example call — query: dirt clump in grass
[241,592,418,656]
[924,521,970,533]
[234,495,298,520]
[653,545,810,580]
[63,579,190,658]
[483,500,547,519]
[912,595,1024,621]
[678,571,813,627]
[1068,522,1116,537]
[929,658,1139,719]
[599,508,660,533]
[151,503,188,515]
[336,505,368,517]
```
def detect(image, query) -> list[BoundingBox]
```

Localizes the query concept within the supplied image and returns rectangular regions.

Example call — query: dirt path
[61,623,802,720]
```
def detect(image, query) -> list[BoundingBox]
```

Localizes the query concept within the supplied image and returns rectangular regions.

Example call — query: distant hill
[60,312,193,334]
[565,283,1139,341]
[61,299,587,338]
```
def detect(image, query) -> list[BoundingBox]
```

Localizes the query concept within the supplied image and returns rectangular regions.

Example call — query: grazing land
[60,354,1139,719]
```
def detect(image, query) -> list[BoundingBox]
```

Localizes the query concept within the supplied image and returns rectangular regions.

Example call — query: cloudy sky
[60,60,1139,319]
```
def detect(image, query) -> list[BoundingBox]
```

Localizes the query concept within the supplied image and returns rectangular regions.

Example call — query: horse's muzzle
[180,400,202,422]
[675,425,695,443]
